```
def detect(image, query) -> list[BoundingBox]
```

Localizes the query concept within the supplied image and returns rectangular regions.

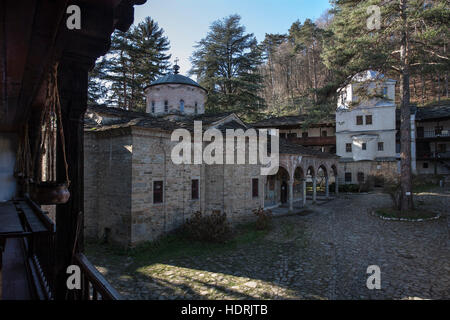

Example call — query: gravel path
[89,191,450,300]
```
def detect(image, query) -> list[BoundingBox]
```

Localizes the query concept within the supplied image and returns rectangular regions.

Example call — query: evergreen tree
[88,17,171,111]
[323,0,449,212]
[190,15,265,119]
[129,17,171,111]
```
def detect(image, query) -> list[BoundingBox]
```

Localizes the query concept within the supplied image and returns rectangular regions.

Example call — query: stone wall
[84,130,133,246]
[205,164,263,224]
[338,160,398,185]
[129,127,204,246]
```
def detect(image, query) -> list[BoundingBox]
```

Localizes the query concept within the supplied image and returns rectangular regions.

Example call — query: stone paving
[88,191,450,300]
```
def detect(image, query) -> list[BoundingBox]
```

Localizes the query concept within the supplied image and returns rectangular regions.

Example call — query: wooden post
[54,59,90,300]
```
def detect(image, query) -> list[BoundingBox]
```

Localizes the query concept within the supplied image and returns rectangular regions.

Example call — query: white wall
[0,133,17,201]
[337,131,396,160]
[336,105,396,133]
[145,84,206,116]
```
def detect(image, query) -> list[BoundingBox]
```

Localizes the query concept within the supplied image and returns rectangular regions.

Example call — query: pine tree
[190,15,265,119]
[323,0,449,213]
[88,17,171,112]
[129,17,171,111]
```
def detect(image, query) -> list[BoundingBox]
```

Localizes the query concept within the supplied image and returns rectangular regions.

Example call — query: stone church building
[83,65,338,247]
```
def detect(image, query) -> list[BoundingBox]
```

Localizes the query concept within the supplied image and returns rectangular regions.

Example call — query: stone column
[312,178,317,203]
[289,180,294,212]
[335,177,339,195]
[325,177,330,198]
[302,179,307,207]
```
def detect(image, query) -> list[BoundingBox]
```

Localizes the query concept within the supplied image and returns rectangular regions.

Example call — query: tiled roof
[278,138,338,158]
[252,114,335,128]
[85,105,337,158]
[416,104,450,121]
[85,105,235,132]
[145,73,207,92]
[395,103,450,122]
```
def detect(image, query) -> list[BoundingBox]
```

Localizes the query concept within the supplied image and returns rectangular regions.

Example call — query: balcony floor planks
[1,238,32,300]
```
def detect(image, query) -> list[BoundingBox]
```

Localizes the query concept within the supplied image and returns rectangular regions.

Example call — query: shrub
[339,184,360,193]
[183,211,232,243]
[252,207,272,231]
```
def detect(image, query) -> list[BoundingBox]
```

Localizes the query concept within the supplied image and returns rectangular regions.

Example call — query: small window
[345,172,352,183]
[435,126,443,135]
[153,181,163,204]
[346,143,352,153]
[195,102,198,114]
[164,101,168,113]
[362,143,367,150]
[151,101,155,113]
[180,100,185,112]
[287,133,296,139]
[423,163,429,169]
[356,116,363,125]
[191,179,199,200]
[321,131,328,137]
[382,87,388,98]
[365,115,373,125]
[357,172,365,183]
[378,142,384,151]
[280,133,287,139]
[252,178,259,198]
[302,132,308,138]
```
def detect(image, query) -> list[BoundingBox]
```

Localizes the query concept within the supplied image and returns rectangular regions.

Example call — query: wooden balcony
[417,151,450,160]
[417,130,450,140]
[286,136,336,146]
[0,198,121,300]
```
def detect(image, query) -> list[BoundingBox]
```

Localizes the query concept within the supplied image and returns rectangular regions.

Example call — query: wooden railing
[73,253,122,300]
[21,196,121,300]
[418,129,450,139]
[286,136,336,146]
[417,151,450,159]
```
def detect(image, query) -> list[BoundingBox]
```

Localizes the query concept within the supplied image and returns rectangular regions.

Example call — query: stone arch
[294,166,305,181]
[264,165,290,207]
[331,164,338,177]
[306,165,315,179]
[317,164,328,178]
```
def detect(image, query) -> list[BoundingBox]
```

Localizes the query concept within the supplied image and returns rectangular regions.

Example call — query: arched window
[180,100,185,112]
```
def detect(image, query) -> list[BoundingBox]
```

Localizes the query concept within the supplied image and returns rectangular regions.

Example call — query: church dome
[146,64,207,92]
[144,63,207,116]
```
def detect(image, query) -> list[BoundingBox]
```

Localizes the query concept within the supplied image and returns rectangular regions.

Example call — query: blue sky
[134,0,332,74]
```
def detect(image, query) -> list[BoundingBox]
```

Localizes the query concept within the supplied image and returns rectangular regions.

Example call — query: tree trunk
[399,0,414,212]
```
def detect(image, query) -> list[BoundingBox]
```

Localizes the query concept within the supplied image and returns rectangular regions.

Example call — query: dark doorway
[281,181,288,203]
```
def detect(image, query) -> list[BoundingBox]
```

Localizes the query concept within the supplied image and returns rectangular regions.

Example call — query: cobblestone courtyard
[88,191,450,300]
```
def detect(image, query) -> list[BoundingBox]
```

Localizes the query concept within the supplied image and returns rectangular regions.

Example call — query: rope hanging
[30,62,71,187]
